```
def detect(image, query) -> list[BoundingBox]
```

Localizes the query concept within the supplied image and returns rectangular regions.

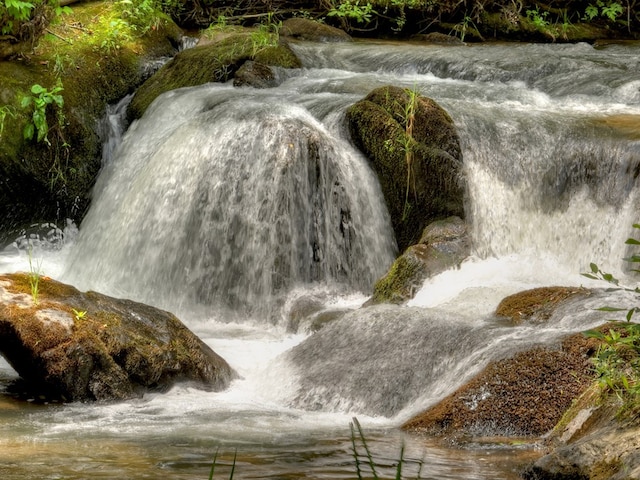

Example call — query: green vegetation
[207,448,237,480]
[26,246,42,305]
[351,417,423,479]
[582,224,640,417]
[21,81,65,145]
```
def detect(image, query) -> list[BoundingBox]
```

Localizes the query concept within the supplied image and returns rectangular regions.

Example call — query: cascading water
[1,40,640,479]
[63,85,397,319]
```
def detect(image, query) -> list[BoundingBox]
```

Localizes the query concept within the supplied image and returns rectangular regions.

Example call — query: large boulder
[402,331,598,439]
[347,86,465,252]
[368,216,470,304]
[0,273,235,402]
[127,32,301,120]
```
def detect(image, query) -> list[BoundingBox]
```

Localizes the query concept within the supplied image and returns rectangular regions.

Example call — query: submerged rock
[0,273,235,402]
[369,216,470,304]
[347,85,465,252]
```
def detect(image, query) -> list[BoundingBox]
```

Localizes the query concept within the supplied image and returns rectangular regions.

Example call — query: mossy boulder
[127,32,301,120]
[280,18,352,42]
[369,216,469,304]
[0,273,235,402]
[347,86,464,252]
[402,332,599,439]
[0,2,182,240]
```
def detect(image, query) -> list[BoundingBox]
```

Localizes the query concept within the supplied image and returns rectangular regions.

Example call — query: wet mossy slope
[0,2,182,237]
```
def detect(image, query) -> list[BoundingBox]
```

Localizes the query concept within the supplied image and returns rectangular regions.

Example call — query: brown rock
[0,273,235,402]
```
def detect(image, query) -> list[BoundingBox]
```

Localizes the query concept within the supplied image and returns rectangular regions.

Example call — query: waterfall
[63,84,397,320]
[3,40,640,480]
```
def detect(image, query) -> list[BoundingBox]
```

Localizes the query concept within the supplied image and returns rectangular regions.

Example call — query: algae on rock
[347,85,465,253]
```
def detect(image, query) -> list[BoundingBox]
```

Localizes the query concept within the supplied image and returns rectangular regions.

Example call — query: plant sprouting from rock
[582,223,640,416]
[21,81,65,145]
[26,245,42,305]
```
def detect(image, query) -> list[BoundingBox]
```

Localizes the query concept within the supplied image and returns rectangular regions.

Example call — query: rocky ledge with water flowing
[0,273,235,402]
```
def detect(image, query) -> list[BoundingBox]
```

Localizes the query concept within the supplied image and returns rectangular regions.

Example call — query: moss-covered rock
[0,273,235,402]
[280,18,352,42]
[402,331,599,439]
[369,216,470,304]
[0,2,182,240]
[127,31,301,120]
[496,286,591,325]
[347,86,464,252]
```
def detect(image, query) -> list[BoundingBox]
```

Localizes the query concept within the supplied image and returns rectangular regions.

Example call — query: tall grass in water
[351,417,424,480]
[208,447,237,480]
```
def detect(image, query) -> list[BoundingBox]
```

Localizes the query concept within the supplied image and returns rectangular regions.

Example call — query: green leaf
[23,122,34,140]
[625,238,640,245]
[20,96,32,108]
[597,306,628,312]
[30,84,45,94]
[590,262,599,273]
[582,273,598,280]
[583,330,605,339]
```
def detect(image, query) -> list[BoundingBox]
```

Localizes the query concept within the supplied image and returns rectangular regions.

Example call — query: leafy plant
[1,0,35,34]
[72,309,87,321]
[100,18,133,53]
[584,0,624,21]
[21,81,65,145]
[582,223,640,415]
[327,0,376,25]
[526,6,550,28]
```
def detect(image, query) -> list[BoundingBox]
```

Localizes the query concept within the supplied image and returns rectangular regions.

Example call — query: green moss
[128,31,301,120]
[347,86,464,251]
[371,249,426,304]
[0,1,182,233]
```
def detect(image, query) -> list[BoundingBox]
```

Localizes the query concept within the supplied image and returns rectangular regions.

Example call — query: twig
[46,29,73,44]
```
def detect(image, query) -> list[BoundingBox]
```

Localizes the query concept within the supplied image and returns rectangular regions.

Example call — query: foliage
[327,0,377,26]
[582,223,640,416]
[1,0,36,34]
[21,81,65,145]
[250,12,280,56]
[584,0,623,21]
[526,6,550,28]
[72,309,87,321]
[382,87,419,221]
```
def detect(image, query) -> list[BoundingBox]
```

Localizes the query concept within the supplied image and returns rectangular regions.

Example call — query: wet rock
[496,286,591,325]
[280,18,352,42]
[369,216,470,304]
[0,273,235,402]
[128,33,301,120]
[233,60,278,88]
[347,85,465,251]
[402,332,598,439]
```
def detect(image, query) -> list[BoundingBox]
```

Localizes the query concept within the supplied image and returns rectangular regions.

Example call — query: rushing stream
[1,39,640,479]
